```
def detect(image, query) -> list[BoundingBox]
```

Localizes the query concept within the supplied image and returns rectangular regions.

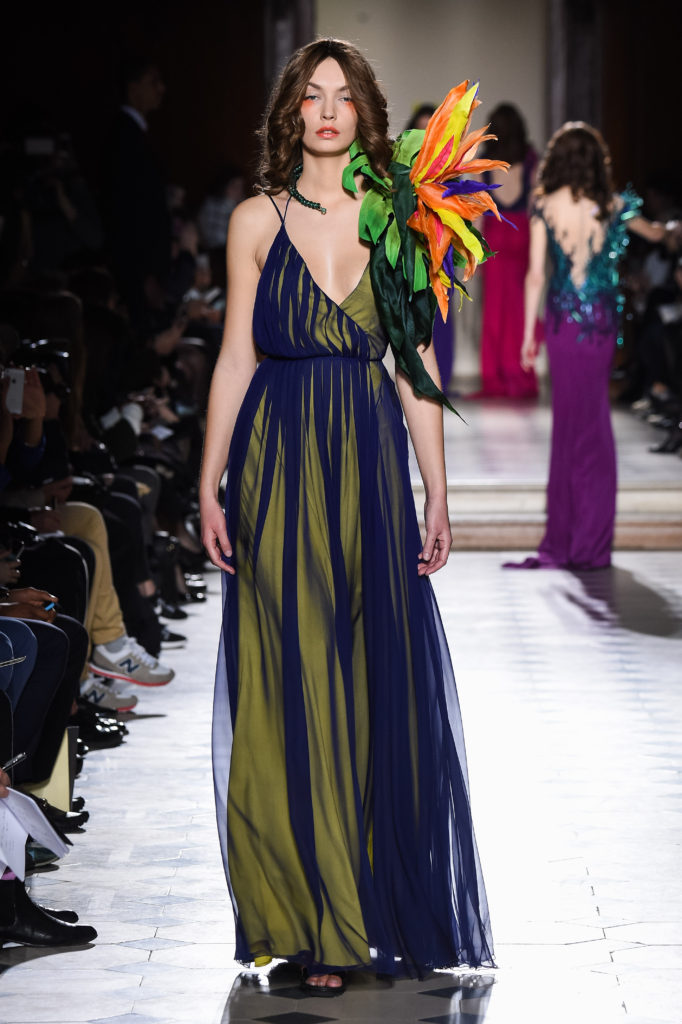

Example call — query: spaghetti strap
[267,193,292,225]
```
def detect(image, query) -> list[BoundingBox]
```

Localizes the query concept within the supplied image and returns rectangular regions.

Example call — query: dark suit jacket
[104,111,171,311]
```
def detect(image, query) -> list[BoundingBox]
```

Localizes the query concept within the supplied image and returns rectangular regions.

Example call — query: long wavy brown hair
[483,103,530,165]
[258,38,392,193]
[536,121,614,220]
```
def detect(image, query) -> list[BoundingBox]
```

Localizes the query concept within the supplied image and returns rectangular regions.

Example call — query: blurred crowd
[0,57,240,945]
[620,172,682,453]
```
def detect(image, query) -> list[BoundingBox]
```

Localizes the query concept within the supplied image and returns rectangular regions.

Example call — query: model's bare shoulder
[228,195,272,237]
[228,193,284,268]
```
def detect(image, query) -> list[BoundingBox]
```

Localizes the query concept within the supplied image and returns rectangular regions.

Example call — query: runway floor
[1,548,681,1024]
[1,403,681,1023]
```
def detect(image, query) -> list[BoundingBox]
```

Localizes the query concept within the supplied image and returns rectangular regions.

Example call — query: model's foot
[306,973,343,988]
[301,971,346,995]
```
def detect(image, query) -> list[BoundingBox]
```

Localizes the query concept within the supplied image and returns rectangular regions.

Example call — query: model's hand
[521,337,538,372]
[0,769,10,798]
[200,495,234,574]
[419,498,451,576]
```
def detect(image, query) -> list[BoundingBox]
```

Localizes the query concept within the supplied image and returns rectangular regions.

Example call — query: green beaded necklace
[288,163,327,215]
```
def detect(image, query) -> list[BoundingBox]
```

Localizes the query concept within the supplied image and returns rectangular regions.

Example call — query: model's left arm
[396,347,451,576]
[627,215,680,246]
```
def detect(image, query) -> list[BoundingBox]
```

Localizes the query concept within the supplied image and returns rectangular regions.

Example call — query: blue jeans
[0,619,38,710]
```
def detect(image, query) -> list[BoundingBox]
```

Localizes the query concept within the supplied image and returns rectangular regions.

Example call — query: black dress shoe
[156,598,188,620]
[0,879,95,947]
[70,708,125,750]
[183,575,207,602]
[71,795,86,812]
[649,426,682,453]
[75,702,129,736]
[25,843,60,873]
[160,625,187,648]
[39,907,79,924]
[24,795,88,833]
[76,720,125,750]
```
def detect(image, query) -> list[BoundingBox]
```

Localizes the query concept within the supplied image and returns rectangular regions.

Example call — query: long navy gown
[213,197,494,977]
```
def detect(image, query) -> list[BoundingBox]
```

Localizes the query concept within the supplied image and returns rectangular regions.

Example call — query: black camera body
[12,337,72,400]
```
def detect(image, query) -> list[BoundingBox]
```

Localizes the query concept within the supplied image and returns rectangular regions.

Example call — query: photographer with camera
[0,344,174,697]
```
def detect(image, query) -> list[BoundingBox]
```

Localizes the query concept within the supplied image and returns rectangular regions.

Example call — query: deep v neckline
[281,224,370,310]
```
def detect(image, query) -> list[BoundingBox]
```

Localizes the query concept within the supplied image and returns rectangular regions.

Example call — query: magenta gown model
[479,150,538,397]
[516,190,641,570]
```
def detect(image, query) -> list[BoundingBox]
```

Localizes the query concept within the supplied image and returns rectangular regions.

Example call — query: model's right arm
[521,214,547,371]
[199,198,264,571]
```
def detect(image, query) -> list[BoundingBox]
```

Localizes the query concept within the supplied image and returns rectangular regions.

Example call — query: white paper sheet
[0,790,70,881]
[0,804,28,879]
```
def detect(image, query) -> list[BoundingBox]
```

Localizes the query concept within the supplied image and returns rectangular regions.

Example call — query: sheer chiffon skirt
[212,352,494,976]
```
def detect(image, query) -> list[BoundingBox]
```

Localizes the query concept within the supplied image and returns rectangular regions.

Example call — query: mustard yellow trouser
[59,502,125,649]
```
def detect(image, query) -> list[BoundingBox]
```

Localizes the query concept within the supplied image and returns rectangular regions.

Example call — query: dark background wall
[600,0,681,193]
[548,0,682,195]
[3,0,268,206]
[4,0,681,207]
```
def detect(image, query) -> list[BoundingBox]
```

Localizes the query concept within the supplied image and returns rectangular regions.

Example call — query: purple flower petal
[442,179,501,197]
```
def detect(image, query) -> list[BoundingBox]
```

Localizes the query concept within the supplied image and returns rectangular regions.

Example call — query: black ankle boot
[0,878,96,946]
[153,531,185,606]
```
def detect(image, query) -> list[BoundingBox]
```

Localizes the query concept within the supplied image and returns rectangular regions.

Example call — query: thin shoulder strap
[267,193,292,225]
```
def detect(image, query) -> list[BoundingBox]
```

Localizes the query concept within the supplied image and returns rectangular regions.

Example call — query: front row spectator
[0,751,97,946]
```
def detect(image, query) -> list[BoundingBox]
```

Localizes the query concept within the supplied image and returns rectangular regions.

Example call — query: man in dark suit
[105,58,171,333]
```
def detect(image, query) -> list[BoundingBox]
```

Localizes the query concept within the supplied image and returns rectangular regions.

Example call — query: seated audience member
[197,165,244,252]
[0,344,174,686]
[0,757,97,946]
[23,132,103,274]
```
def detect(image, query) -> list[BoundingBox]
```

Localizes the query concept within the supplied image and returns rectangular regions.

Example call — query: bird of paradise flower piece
[407,80,509,320]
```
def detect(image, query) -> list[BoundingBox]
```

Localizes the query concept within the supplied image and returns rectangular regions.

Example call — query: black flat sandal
[300,969,347,997]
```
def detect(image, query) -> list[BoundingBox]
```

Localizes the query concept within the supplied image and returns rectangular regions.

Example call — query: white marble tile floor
[1,553,681,1020]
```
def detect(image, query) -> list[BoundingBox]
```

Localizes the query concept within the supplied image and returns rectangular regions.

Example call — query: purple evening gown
[513,189,641,570]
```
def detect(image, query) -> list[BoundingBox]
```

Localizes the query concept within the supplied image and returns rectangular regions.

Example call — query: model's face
[299,58,358,156]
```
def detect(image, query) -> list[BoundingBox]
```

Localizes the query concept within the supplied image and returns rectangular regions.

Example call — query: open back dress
[212,196,494,977]
[532,189,640,568]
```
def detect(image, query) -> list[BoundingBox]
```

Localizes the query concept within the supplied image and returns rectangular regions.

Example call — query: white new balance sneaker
[89,636,175,687]
[80,677,138,712]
